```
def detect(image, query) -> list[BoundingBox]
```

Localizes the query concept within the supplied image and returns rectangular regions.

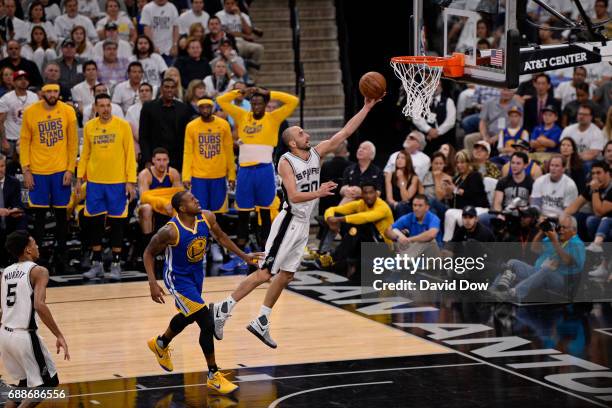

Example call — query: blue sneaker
[235,259,248,274]
[219,256,240,272]
[220,246,251,274]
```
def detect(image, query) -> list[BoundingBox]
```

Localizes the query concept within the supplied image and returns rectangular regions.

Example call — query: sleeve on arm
[323,200,360,220]
[0,95,9,113]
[77,124,91,179]
[269,91,299,121]
[392,214,409,230]
[495,178,505,192]
[66,107,78,171]
[123,121,137,183]
[140,6,151,25]
[593,128,605,150]
[217,90,246,122]
[383,152,396,173]
[429,214,441,230]
[344,204,387,225]
[438,98,456,135]
[19,109,32,168]
[223,121,236,181]
[564,178,579,208]
[182,124,193,181]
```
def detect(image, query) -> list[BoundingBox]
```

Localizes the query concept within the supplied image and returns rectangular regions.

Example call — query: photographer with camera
[491,214,585,302]
[481,151,533,236]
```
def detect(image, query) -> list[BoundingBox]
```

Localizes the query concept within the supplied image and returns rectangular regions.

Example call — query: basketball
[359,71,386,99]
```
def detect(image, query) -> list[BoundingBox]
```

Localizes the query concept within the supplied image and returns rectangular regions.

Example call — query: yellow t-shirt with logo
[20,100,78,175]
[217,90,299,166]
[78,116,137,184]
[182,115,235,181]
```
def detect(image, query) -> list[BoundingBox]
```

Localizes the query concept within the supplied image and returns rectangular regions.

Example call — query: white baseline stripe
[268,381,393,408]
[62,362,480,399]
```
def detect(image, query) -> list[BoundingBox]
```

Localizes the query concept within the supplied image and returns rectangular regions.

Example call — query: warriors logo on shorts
[187,237,207,262]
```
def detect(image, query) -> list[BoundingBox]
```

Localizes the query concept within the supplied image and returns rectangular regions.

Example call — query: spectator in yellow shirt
[20,83,77,272]
[217,86,298,249]
[324,181,394,279]
[77,93,137,281]
[183,98,235,213]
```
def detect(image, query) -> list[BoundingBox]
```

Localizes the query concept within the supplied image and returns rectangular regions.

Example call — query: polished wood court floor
[0,276,447,385]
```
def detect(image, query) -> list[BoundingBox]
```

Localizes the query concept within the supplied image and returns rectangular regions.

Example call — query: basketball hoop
[390,53,464,122]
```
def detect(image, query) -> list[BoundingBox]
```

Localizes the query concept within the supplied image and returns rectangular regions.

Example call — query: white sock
[225,295,236,313]
[259,305,272,318]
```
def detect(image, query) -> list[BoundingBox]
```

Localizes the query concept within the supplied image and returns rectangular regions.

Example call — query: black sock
[92,250,102,262]
[112,252,121,263]
[158,335,171,348]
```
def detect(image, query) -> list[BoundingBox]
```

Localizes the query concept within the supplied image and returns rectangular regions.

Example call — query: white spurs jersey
[1,261,37,330]
[280,148,321,220]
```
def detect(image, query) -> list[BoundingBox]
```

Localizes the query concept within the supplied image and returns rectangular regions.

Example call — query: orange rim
[391,53,465,78]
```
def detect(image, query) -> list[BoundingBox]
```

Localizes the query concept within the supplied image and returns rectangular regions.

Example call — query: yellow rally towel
[141,187,185,215]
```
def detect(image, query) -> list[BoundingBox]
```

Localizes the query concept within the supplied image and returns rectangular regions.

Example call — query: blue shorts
[191,177,227,213]
[85,182,128,218]
[28,172,71,208]
[163,271,205,316]
[235,163,276,210]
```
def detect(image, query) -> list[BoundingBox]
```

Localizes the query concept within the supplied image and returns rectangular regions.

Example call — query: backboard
[412,0,521,88]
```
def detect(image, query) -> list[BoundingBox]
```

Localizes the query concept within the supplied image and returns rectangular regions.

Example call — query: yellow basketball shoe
[147,337,174,372]
[207,371,239,395]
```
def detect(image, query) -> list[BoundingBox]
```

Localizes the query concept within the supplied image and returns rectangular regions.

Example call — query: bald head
[282,126,311,152]
[282,126,300,147]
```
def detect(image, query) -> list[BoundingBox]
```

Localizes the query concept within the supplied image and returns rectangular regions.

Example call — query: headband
[197,98,214,107]
[42,84,60,92]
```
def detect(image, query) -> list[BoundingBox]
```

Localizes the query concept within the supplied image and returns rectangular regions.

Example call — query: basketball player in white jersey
[1,231,69,407]
[212,95,383,348]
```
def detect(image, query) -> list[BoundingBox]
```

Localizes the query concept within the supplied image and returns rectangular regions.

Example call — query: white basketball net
[390,60,443,122]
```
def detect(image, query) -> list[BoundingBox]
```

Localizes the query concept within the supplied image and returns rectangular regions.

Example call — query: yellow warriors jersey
[182,115,235,181]
[217,90,299,166]
[20,100,78,175]
[78,116,137,184]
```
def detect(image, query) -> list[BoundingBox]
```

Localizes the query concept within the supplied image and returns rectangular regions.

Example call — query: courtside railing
[289,0,305,127]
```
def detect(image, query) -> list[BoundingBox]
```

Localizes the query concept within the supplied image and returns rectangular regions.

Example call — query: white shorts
[260,210,309,274]
[0,328,57,387]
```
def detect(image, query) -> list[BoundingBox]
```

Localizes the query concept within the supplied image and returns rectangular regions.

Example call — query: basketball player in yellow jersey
[77,93,137,281]
[20,83,77,272]
[183,99,235,213]
[217,87,298,250]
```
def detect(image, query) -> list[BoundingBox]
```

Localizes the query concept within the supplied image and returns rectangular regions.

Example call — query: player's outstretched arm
[316,95,384,157]
[144,225,176,304]
[31,266,70,361]
[203,210,264,265]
